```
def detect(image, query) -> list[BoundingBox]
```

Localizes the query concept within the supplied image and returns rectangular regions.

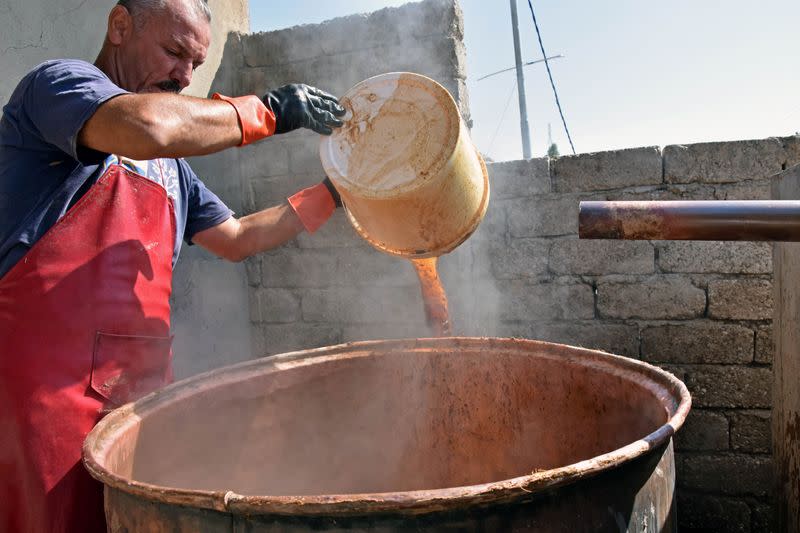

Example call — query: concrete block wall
[484,136,799,532]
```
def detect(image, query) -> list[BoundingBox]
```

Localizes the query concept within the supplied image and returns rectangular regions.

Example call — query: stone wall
[483,137,799,532]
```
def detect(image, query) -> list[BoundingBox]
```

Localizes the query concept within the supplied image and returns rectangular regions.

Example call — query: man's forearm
[78,93,245,160]
[236,204,306,258]
[192,204,305,263]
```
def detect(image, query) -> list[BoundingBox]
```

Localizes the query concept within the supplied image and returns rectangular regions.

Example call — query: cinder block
[552,146,662,193]
[187,145,239,187]
[550,239,654,275]
[216,31,246,74]
[507,195,582,237]
[244,257,261,286]
[755,325,773,364]
[597,278,705,320]
[260,249,337,288]
[752,503,778,533]
[333,246,417,287]
[250,288,301,323]
[238,57,347,99]
[187,148,243,214]
[387,37,467,80]
[509,322,640,357]
[487,158,550,199]
[301,286,425,324]
[658,241,772,274]
[302,37,465,92]
[606,183,715,201]
[296,210,364,249]
[676,492,751,533]
[659,364,686,384]
[708,279,773,320]
[679,365,772,408]
[490,238,550,279]
[677,453,772,497]
[498,282,594,322]
[236,68,268,96]
[342,323,431,342]
[242,26,326,68]
[288,132,325,174]
[641,322,754,364]
[253,323,342,357]
[245,47,463,111]
[477,198,508,240]
[664,138,784,184]
[438,235,493,283]
[445,77,471,124]
[248,173,321,213]
[316,0,463,57]
[730,410,771,453]
[781,134,800,169]
[239,139,290,180]
[714,179,772,200]
[675,410,729,451]
[439,273,503,337]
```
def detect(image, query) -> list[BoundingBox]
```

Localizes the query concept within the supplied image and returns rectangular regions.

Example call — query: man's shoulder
[26,59,110,84]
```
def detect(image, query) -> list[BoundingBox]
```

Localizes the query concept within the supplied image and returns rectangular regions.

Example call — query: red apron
[0,164,176,532]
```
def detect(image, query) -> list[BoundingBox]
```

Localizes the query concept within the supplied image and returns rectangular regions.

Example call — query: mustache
[156,80,181,93]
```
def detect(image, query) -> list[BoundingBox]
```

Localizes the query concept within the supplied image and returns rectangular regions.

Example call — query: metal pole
[578,201,800,242]
[509,0,532,159]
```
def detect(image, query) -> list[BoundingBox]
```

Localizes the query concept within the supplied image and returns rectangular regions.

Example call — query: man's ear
[107,5,134,46]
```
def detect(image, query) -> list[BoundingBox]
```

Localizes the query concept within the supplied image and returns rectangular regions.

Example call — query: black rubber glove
[264,84,346,135]
[322,177,342,207]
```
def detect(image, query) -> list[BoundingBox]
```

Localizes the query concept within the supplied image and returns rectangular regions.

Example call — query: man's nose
[173,60,193,90]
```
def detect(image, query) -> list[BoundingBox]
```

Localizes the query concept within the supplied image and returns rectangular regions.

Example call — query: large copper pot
[83,337,690,532]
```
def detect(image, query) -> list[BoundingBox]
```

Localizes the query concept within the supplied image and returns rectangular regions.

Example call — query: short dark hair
[116,0,211,27]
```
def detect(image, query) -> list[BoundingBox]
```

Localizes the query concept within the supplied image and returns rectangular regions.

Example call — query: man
[0,0,347,531]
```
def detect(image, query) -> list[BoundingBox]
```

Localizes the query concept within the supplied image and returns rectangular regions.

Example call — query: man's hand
[264,84,346,135]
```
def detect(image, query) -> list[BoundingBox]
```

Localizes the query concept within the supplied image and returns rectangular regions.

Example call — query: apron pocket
[90,332,173,407]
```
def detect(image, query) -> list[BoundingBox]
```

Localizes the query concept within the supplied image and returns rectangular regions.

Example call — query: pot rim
[82,337,691,517]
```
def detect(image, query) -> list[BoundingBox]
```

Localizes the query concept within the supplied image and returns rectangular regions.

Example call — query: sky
[250,0,800,162]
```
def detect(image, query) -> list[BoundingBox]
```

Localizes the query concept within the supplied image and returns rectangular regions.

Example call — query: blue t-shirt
[0,59,233,279]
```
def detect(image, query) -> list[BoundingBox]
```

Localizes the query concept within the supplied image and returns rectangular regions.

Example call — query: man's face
[117,1,211,94]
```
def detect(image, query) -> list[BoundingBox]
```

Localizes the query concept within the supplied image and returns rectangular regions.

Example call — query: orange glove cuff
[288,182,337,234]
[212,93,276,146]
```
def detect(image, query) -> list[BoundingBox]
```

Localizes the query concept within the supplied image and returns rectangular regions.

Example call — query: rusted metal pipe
[579,200,800,241]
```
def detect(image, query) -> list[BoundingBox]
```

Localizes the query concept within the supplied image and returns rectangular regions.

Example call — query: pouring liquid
[410,257,451,336]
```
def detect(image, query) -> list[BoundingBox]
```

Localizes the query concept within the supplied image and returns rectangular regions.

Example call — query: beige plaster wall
[0,0,248,107]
